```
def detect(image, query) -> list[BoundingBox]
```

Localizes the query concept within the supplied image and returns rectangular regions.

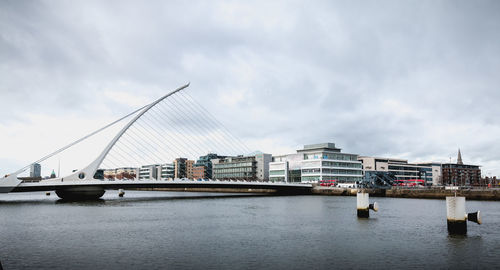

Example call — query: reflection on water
[0,191,265,205]
[1,191,499,270]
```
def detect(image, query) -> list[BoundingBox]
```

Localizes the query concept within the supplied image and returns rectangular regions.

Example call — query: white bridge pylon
[0,83,255,193]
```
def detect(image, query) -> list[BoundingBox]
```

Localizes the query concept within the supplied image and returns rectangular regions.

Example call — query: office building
[269,153,303,183]
[269,143,363,184]
[358,156,436,186]
[186,160,194,179]
[139,164,159,180]
[192,165,206,180]
[255,153,272,181]
[174,158,187,179]
[30,163,41,178]
[173,158,195,179]
[212,152,272,181]
[159,163,174,180]
[193,153,225,179]
[416,162,442,186]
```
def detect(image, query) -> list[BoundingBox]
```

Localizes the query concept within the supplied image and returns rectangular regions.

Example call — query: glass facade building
[213,156,258,181]
[358,157,439,186]
[212,153,272,181]
[193,153,225,179]
[30,163,41,178]
[269,143,363,184]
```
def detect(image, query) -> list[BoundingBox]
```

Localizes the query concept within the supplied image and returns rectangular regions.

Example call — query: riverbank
[312,186,500,200]
[130,186,500,200]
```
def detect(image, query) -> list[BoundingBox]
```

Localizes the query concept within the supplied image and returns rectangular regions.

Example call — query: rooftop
[298,142,341,152]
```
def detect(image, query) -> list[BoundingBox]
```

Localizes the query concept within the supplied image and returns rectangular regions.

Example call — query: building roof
[442,163,480,168]
[297,142,341,152]
[358,156,408,163]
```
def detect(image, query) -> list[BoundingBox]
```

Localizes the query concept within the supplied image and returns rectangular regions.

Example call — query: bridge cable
[175,92,248,155]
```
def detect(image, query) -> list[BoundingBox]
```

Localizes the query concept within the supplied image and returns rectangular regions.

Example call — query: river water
[1,191,499,269]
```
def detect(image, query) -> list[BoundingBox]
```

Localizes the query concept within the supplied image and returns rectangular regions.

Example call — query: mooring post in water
[357,191,378,218]
[446,196,481,235]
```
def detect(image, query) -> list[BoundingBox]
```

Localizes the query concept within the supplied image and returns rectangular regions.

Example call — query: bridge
[0,83,312,199]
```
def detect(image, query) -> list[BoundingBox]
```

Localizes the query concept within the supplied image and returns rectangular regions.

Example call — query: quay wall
[312,187,500,201]
[385,188,500,200]
[132,186,500,200]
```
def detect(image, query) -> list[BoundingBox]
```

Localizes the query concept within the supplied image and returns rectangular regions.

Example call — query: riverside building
[114,167,138,180]
[173,158,195,179]
[159,163,174,180]
[139,164,159,180]
[30,163,41,178]
[441,149,481,186]
[358,156,437,186]
[212,153,271,181]
[193,153,225,179]
[269,143,363,184]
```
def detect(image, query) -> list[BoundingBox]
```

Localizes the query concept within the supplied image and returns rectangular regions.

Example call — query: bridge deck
[11,180,313,193]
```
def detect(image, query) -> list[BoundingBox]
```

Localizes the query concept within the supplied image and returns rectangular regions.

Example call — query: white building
[139,164,160,180]
[159,163,174,180]
[269,143,363,184]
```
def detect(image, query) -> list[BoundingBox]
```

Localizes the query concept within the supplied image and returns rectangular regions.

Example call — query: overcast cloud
[1,0,500,176]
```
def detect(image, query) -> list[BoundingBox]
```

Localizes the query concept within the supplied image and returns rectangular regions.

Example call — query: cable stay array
[5,84,252,182]
[99,85,250,176]
[99,87,252,178]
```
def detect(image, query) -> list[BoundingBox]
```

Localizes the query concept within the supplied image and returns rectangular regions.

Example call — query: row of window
[322,169,363,175]
[214,162,255,169]
[301,168,362,175]
[300,176,362,182]
[303,153,357,161]
[214,173,255,178]
[214,167,255,173]
[302,169,320,173]
[270,176,286,182]
[269,170,286,176]
[388,165,432,172]
[322,161,362,168]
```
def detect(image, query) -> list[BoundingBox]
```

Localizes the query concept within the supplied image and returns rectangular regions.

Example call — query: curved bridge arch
[1,83,191,191]
[64,83,190,182]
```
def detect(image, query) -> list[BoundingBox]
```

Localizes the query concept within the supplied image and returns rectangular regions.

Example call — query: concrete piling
[446,196,481,235]
[357,192,378,218]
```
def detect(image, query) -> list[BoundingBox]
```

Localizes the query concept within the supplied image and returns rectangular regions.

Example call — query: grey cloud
[1,0,500,174]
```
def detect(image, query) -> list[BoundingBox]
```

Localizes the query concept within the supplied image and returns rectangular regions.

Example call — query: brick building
[441,149,481,186]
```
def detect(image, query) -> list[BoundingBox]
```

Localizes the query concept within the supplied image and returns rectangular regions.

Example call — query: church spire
[457,149,463,165]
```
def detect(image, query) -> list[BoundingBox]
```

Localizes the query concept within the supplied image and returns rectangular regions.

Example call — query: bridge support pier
[55,186,106,201]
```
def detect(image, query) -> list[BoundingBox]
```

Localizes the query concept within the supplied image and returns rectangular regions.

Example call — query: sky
[1,0,500,177]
